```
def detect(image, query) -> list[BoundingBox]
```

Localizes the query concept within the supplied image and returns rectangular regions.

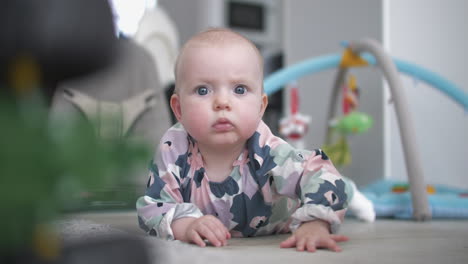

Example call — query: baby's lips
[212,118,234,131]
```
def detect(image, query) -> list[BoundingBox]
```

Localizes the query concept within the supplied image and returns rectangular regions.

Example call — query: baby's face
[171,40,267,151]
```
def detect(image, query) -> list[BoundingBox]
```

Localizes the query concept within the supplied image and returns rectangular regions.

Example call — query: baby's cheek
[182,112,210,137]
[238,117,261,138]
[187,120,208,138]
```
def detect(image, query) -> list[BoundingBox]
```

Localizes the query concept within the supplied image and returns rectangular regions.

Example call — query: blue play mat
[362,180,468,219]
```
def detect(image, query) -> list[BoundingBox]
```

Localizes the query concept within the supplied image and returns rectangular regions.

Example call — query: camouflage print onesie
[137,121,352,239]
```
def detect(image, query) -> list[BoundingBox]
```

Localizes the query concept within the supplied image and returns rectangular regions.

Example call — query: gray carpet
[58,211,468,264]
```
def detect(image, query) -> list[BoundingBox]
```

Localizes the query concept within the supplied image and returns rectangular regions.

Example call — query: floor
[60,210,468,264]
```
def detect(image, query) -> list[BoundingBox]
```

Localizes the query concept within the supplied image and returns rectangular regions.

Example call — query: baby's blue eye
[234,85,246,94]
[197,86,208,95]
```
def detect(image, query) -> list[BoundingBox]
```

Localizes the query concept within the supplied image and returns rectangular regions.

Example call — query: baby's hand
[279,220,348,252]
[183,215,231,247]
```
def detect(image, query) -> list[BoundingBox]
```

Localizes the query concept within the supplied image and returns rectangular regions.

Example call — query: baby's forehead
[188,30,259,53]
[175,29,264,83]
[183,38,262,66]
[186,35,253,53]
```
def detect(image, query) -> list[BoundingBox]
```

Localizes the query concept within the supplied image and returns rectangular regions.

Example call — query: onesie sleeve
[136,124,203,240]
[294,149,350,233]
[254,122,351,234]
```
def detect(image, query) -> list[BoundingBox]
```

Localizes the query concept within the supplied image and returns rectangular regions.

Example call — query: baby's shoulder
[160,123,189,147]
[156,123,190,164]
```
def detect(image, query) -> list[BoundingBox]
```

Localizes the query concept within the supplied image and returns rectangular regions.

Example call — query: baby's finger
[330,234,349,242]
[212,226,228,245]
[213,220,231,240]
[317,238,341,252]
[188,230,206,247]
[199,226,223,247]
[219,227,231,245]
[295,238,307,252]
[222,227,231,242]
[205,220,228,244]
[305,239,317,252]
[279,235,296,248]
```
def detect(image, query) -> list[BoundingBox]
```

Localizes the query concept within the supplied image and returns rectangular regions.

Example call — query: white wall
[158,0,224,45]
[386,0,468,188]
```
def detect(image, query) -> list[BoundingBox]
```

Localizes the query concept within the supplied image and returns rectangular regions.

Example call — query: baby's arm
[138,126,231,246]
[172,215,231,247]
[270,147,350,252]
[280,220,348,252]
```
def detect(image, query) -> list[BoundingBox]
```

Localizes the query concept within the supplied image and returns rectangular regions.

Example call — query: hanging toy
[342,75,360,114]
[279,82,311,149]
[338,74,373,134]
[322,75,373,167]
[335,111,373,134]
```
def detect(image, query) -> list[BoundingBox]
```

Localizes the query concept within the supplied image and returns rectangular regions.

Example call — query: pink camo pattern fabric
[137,121,349,238]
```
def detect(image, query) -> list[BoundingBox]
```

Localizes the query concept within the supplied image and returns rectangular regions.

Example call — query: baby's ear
[170,94,182,121]
[260,93,268,115]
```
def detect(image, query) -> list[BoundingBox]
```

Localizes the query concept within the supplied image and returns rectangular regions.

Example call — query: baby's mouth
[213,118,234,131]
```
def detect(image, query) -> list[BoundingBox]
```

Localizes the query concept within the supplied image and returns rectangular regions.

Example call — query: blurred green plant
[0,96,151,254]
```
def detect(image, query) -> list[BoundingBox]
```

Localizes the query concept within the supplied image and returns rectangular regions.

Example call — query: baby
[137,28,351,252]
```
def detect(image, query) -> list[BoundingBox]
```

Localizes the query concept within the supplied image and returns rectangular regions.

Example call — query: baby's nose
[214,93,231,110]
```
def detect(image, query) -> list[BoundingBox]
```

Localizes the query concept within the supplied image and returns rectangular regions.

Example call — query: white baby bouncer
[49,1,180,209]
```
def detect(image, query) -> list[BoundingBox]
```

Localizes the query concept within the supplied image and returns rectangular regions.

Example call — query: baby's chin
[204,133,249,149]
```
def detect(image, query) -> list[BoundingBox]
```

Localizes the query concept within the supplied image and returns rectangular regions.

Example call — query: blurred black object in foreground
[3,234,150,264]
[0,0,117,104]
